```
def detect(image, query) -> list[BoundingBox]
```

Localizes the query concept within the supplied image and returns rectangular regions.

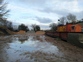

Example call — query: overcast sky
[5,0,83,30]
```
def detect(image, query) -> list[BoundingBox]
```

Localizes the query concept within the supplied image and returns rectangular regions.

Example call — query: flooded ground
[0,34,83,62]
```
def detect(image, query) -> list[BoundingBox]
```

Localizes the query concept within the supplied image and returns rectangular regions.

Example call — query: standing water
[0,35,83,62]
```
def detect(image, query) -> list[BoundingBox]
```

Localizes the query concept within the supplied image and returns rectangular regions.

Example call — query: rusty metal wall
[67,33,83,48]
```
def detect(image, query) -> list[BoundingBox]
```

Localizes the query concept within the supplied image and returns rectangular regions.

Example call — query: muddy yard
[0,32,83,62]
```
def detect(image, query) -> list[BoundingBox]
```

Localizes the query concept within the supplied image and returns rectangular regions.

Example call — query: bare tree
[59,17,66,25]
[81,19,83,21]
[0,0,9,26]
[31,24,36,31]
[31,24,40,32]
[67,13,77,23]
[0,0,9,18]
[49,23,57,31]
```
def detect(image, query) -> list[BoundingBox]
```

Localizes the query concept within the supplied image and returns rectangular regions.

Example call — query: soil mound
[17,30,26,34]
[0,26,15,35]
[36,31,45,35]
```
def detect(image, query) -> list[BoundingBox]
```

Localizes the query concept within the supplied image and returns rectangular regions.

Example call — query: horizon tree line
[0,0,41,32]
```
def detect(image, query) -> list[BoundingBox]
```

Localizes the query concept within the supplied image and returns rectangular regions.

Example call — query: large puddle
[0,35,83,62]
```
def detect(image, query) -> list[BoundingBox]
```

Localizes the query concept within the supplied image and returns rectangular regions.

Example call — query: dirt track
[0,32,83,62]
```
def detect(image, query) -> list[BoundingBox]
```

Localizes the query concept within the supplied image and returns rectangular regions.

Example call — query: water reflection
[18,38,28,44]
[0,35,63,62]
[31,36,46,42]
